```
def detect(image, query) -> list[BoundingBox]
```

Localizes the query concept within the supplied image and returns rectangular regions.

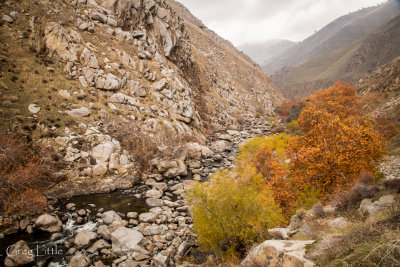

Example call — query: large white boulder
[101,210,122,225]
[241,240,315,267]
[91,141,115,165]
[111,227,144,255]
[35,214,62,233]
[74,230,98,249]
[4,240,35,267]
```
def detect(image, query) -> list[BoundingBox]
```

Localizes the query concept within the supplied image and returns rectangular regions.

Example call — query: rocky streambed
[0,118,274,267]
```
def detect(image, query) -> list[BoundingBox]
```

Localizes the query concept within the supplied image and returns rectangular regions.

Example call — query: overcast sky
[177,0,386,46]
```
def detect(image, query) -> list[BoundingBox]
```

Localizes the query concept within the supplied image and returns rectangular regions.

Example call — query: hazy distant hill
[265,0,400,98]
[238,40,295,67]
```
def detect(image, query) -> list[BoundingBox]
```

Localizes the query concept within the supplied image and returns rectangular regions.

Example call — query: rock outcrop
[241,240,315,267]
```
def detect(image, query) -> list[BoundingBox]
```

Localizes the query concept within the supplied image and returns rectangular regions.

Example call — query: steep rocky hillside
[358,56,400,121]
[0,0,281,193]
[166,0,282,125]
[238,39,295,68]
[266,0,400,98]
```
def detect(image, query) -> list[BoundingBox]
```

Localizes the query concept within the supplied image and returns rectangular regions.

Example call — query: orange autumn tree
[287,82,386,200]
[254,146,297,218]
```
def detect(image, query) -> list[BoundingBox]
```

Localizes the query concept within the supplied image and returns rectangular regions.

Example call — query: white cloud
[177,0,387,46]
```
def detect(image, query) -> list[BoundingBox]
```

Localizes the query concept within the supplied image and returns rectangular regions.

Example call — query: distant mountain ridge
[263,0,400,98]
[238,40,295,67]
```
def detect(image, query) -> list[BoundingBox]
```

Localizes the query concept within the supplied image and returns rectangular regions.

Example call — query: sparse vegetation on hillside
[109,121,203,173]
[309,199,400,266]
[0,135,62,215]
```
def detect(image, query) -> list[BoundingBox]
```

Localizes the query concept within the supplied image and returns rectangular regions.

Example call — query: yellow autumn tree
[287,82,387,200]
[186,166,283,258]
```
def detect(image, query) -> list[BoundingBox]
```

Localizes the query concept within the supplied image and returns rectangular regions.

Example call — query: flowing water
[0,190,148,266]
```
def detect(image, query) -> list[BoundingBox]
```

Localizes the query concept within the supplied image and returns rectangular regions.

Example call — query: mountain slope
[238,39,295,67]
[272,12,400,98]
[357,56,400,121]
[0,0,282,195]
[262,2,396,74]
[166,0,283,126]
[263,0,400,98]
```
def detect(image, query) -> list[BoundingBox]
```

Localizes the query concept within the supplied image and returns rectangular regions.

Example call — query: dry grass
[308,201,400,266]
[334,173,379,212]
[0,134,64,215]
[107,121,202,173]
[383,178,400,194]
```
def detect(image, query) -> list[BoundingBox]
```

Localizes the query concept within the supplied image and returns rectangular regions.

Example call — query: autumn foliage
[0,135,57,215]
[254,146,297,217]
[276,99,304,122]
[186,82,390,259]
[186,167,283,258]
[288,82,386,199]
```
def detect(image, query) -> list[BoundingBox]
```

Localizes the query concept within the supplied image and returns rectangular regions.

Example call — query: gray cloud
[177,0,386,46]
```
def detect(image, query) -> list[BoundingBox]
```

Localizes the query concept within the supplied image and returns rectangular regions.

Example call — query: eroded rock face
[44,22,82,62]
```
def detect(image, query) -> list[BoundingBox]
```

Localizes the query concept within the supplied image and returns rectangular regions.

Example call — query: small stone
[146,198,164,207]
[127,212,138,219]
[66,203,77,211]
[97,224,111,240]
[58,89,71,99]
[102,210,122,225]
[152,78,167,91]
[153,253,168,267]
[139,212,158,223]
[2,14,13,23]
[79,22,89,31]
[66,107,91,117]
[10,11,19,21]
[146,189,162,199]
[93,165,107,176]
[91,12,107,23]
[78,209,86,216]
[69,252,90,267]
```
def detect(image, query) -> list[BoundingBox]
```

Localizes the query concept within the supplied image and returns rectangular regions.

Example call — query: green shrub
[236,137,268,168]
[186,168,284,258]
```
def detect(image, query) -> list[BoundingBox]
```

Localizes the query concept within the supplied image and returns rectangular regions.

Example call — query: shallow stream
[0,190,148,266]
